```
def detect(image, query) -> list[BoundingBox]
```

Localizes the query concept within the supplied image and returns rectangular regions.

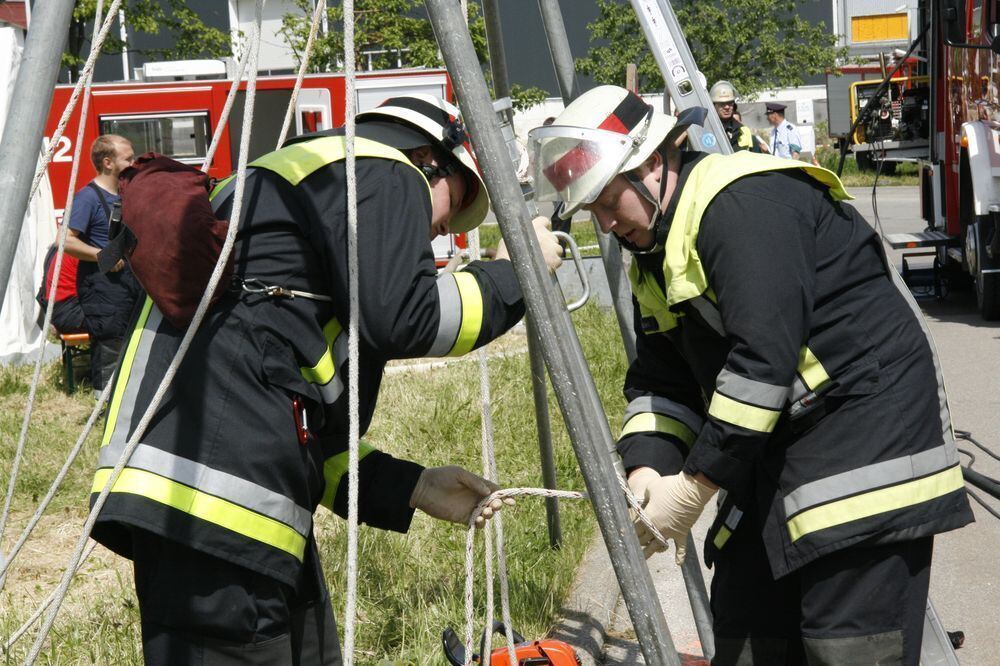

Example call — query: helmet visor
[527,124,641,207]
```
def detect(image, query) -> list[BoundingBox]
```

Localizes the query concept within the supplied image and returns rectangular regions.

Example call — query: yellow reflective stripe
[300,318,344,385]
[250,136,427,190]
[209,174,235,200]
[621,413,696,447]
[321,441,377,509]
[787,464,965,543]
[92,467,306,559]
[797,346,830,391]
[323,317,343,346]
[448,271,484,357]
[708,392,781,433]
[301,349,335,385]
[102,297,154,447]
[713,526,732,549]
[736,127,753,149]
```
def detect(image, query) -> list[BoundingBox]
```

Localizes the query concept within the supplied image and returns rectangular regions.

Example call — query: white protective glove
[494,215,563,274]
[634,471,717,564]
[626,467,661,517]
[409,466,513,527]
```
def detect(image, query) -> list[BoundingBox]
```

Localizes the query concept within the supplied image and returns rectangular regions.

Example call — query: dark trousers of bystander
[131,528,342,665]
[710,504,932,666]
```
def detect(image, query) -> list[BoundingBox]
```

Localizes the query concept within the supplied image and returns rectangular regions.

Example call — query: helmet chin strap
[617,145,671,255]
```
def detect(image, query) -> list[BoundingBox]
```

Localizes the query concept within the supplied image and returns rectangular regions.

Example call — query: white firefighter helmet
[358,94,489,233]
[526,85,677,219]
[709,80,737,104]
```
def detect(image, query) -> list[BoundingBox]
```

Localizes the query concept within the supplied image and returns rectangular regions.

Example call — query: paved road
[602,186,1000,664]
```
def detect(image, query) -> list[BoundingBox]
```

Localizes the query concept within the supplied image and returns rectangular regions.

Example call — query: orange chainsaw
[442,622,580,665]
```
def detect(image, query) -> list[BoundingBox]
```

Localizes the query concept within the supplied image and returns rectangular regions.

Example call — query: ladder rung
[884,231,956,249]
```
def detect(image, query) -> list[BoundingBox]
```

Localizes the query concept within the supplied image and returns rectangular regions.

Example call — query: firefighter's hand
[409,466,514,527]
[494,216,563,274]
[633,472,717,564]
[111,259,125,273]
[626,467,661,520]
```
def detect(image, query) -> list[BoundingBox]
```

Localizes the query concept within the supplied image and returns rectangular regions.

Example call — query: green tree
[65,1,231,81]
[279,0,547,110]
[577,0,848,98]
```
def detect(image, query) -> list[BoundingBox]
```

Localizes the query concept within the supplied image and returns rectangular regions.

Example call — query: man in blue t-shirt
[64,134,143,392]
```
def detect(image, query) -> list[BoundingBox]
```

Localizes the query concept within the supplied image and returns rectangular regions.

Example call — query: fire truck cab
[832,1,1000,320]
[43,66,467,265]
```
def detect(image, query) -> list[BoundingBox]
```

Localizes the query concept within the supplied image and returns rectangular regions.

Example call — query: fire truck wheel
[970,218,1000,320]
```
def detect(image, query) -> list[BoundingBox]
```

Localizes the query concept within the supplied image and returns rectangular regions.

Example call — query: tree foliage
[66,1,231,80]
[280,0,488,73]
[279,0,547,110]
[577,0,848,98]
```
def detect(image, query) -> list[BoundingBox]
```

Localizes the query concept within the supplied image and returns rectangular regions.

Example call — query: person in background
[709,81,762,153]
[63,134,143,392]
[36,245,85,335]
[766,102,802,159]
[732,110,769,154]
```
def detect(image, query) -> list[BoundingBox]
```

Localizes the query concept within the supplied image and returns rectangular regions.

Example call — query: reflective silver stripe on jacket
[783,443,959,518]
[426,273,463,357]
[106,306,164,452]
[688,295,726,336]
[317,329,348,404]
[715,369,790,410]
[623,395,704,433]
[98,443,313,537]
[789,376,810,405]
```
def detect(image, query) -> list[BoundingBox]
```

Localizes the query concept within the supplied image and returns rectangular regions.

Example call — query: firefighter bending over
[530,86,972,665]
[89,94,562,664]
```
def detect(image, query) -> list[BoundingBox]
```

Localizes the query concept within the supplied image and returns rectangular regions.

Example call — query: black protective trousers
[710,508,932,666]
[131,529,342,665]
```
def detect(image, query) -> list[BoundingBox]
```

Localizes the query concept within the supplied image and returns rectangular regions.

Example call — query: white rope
[0,382,114,591]
[21,4,266,661]
[462,488,586,666]
[276,0,326,149]
[465,226,517,665]
[342,0,361,660]
[0,0,115,548]
[458,476,673,665]
[2,540,98,653]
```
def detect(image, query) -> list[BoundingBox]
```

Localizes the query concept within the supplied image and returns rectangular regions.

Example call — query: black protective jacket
[91,138,524,585]
[617,151,973,577]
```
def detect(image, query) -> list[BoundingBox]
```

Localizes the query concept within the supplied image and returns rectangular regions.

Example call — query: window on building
[99,112,210,164]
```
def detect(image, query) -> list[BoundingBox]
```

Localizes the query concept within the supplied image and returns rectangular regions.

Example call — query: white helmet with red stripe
[358,94,489,233]
[528,86,678,220]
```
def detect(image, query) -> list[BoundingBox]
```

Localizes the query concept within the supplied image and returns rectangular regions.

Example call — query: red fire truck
[848,1,1000,320]
[42,66,465,262]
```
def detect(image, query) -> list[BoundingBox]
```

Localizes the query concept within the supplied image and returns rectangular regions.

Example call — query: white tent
[0,25,58,365]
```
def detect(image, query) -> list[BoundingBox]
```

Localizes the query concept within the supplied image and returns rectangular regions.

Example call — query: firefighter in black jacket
[530,86,973,665]
[709,80,761,154]
[90,95,562,664]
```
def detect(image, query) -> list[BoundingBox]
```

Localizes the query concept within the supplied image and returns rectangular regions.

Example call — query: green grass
[814,145,919,187]
[1,305,627,663]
